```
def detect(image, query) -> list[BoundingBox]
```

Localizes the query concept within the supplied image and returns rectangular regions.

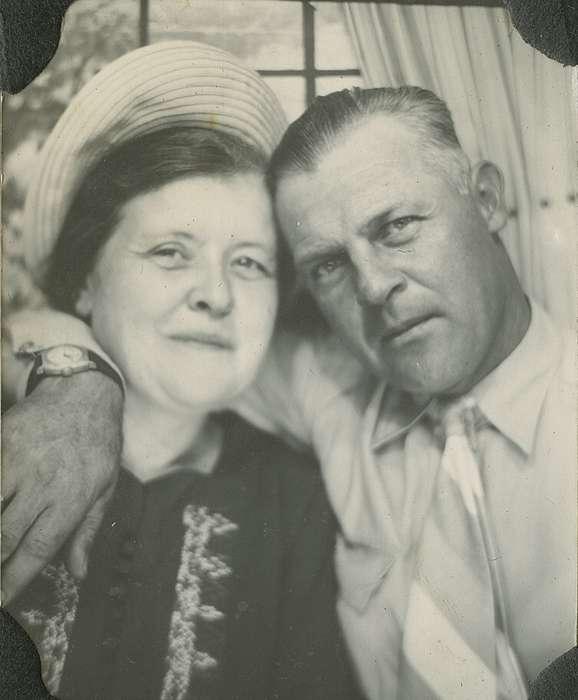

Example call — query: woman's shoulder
[218,411,333,523]
[219,411,320,477]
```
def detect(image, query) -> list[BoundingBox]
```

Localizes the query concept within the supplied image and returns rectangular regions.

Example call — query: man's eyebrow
[359,209,395,239]
[294,240,346,268]
[358,199,432,240]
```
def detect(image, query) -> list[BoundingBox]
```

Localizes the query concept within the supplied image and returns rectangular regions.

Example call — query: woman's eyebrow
[230,240,277,257]
[133,229,199,245]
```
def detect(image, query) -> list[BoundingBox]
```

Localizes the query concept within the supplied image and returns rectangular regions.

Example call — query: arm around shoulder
[2,355,124,603]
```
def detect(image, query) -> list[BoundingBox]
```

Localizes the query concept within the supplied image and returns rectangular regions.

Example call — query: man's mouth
[381,315,434,344]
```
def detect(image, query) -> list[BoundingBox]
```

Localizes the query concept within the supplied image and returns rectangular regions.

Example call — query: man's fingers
[1,509,62,603]
[1,443,23,504]
[1,492,45,563]
[67,489,112,579]
[1,469,18,503]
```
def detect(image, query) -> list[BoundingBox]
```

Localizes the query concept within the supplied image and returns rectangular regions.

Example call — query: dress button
[102,637,118,650]
[108,584,125,599]
[116,559,132,574]
[120,538,137,557]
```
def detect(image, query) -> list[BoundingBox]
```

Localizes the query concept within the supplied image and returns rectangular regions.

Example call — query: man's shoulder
[557,326,575,385]
[533,310,576,443]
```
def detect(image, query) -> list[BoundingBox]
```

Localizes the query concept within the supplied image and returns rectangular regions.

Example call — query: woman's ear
[469,161,508,234]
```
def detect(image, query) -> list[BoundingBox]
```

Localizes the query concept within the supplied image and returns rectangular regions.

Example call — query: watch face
[45,345,86,367]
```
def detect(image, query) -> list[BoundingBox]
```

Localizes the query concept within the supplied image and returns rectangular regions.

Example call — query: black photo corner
[0,609,53,698]
[0,0,577,698]
[0,0,75,93]
[0,0,577,92]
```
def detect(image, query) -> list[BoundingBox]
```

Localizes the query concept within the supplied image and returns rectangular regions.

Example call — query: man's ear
[75,278,95,318]
[469,161,507,234]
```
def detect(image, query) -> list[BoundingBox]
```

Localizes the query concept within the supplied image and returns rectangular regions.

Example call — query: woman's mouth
[168,331,235,350]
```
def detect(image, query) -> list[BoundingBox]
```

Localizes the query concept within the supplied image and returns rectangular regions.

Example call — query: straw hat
[23,40,288,280]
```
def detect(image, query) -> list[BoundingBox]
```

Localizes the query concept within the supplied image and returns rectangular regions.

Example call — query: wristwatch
[26,345,124,395]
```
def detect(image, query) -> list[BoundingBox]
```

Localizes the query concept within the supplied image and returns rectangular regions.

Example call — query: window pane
[316,74,364,98]
[261,76,306,122]
[149,0,303,69]
[312,2,358,70]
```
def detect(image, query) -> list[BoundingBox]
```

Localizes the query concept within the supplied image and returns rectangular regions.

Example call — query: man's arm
[236,327,368,449]
[2,309,123,602]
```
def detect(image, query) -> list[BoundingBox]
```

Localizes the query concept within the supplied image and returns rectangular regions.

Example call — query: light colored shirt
[243,301,577,698]
[8,300,577,699]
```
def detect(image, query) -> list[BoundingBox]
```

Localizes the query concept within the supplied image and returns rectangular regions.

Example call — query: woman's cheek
[246,281,278,334]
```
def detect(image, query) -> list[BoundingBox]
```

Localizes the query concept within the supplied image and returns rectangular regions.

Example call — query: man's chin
[377,359,450,397]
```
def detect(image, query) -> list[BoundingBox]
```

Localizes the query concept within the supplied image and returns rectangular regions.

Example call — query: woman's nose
[186,267,234,317]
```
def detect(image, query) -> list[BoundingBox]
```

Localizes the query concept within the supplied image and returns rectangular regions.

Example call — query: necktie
[397,397,527,699]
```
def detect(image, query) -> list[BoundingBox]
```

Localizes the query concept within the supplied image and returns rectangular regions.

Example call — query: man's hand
[1,371,123,602]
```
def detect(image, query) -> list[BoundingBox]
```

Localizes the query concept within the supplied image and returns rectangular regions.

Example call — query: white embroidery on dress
[161,505,238,700]
[21,563,80,696]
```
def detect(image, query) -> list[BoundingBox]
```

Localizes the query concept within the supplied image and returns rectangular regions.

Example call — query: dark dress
[8,413,361,700]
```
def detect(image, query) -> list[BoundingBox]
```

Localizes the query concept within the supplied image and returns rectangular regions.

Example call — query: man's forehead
[275,115,426,224]
[315,112,423,172]
[275,113,427,215]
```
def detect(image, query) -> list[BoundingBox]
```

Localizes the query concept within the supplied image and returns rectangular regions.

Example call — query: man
[3,87,576,699]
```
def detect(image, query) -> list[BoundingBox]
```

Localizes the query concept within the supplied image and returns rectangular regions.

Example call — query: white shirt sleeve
[235,327,367,448]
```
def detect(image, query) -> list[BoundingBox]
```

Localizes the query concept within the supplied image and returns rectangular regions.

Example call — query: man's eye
[309,256,346,285]
[376,216,421,243]
[391,216,417,230]
[233,256,272,280]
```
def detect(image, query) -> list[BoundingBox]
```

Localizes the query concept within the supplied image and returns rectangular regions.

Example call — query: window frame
[138,0,361,106]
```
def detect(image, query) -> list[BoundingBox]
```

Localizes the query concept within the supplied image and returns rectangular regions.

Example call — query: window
[2,0,362,313]
[144,1,362,120]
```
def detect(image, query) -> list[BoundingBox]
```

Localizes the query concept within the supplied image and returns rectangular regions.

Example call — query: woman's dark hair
[43,126,271,314]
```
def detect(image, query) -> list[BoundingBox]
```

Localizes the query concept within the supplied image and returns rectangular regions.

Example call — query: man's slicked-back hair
[268,86,470,193]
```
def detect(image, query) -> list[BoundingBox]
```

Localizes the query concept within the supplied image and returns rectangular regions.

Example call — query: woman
[7,42,360,700]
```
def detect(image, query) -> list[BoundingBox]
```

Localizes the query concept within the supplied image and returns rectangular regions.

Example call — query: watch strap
[26,349,124,396]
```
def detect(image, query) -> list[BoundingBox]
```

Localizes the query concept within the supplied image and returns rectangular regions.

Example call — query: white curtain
[344,3,577,329]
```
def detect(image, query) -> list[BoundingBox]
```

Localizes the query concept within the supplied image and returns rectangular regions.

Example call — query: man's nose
[352,250,406,307]
[186,264,233,317]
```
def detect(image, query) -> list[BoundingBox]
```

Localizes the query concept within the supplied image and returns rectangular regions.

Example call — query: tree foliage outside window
[3,0,139,314]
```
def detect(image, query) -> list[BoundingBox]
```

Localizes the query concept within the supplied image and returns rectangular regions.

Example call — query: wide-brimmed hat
[23,40,288,280]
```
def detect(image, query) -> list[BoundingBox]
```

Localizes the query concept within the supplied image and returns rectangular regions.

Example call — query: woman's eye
[233,256,272,280]
[149,246,189,268]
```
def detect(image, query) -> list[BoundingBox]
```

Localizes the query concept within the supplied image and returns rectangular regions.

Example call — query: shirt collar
[372,300,561,455]
[471,300,560,455]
